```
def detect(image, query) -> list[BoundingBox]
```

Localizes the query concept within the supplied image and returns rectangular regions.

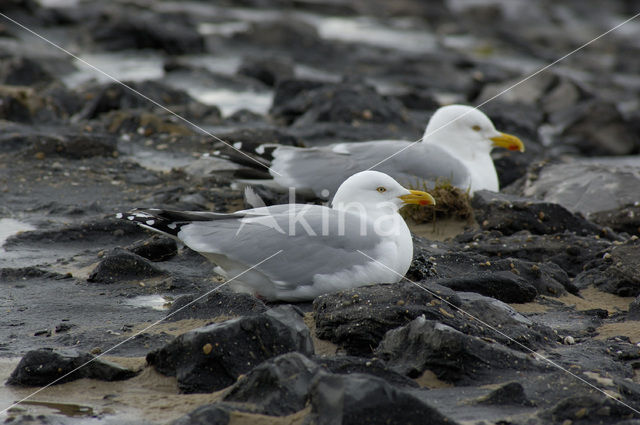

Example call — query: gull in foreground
[216,104,524,199]
[117,171,435,301]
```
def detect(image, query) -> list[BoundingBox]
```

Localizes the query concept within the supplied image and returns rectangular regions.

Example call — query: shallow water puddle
[124,295,172,311]
[0,218,35,253]
[18,400,94,417]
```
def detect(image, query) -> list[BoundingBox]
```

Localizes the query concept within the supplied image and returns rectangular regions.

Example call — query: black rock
[165,291,267,322]
[452,230,611,278]
[375,316,547,384]
[472,190,605,236]
[308,372,457,425]
[271,79,408,127]
[87,248,166,284]
[313,355,418,388]
[0,267,69,282]
[6,348,137,386]
[126,235,178,262]
[475,381,534,406]
[75,81,196,120]
[539,395,639,424]
[0,56,54,86]
[590,204,640,236]
[629,296,640,321]
[171,404,230,425]
[146,306,314,393]
[573,239,640,296]
[412,238,576,296]
[312,281,461,356]
[223,352,320,416]
[89,10,204,54]
[237,56,294,87]
[431,271,537,303]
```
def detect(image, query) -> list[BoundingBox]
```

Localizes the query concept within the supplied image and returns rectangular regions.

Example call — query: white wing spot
[233,142,242,149]
[146,220,155,226]
[255,145,265,154]
[115,213,123,219]
[167,223,177,230]
[127,216,135,221]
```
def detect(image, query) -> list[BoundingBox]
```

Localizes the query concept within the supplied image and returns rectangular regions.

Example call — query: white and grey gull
[117,170,435,301]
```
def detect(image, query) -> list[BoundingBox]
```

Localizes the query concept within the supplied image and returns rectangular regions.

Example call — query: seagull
[214,105,524,199]
[117,171,435,301]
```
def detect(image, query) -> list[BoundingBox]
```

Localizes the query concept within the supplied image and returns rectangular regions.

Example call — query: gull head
[423,105,524,156]
[332,171,435,213]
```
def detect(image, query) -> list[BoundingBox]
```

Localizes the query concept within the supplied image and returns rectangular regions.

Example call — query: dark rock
[375,316,547,384]
[0,86,34,122]
[573,239,640,296]
[629,296,640,321]
[223,352,320,416]
[539,395,639,424]
[25,133,118,159]
[521,159,640,219]
[393,90,439,111]
[452,230,611,278]
[89,11,204,54]
[472,190,605,236]
[171,404,230,425]
[166,291,267,322]
[432,271,537,303]
[313,355,418,388]
[6,348,137,386]
[271,79,408,127]
[87,248,167,284]
[0,267,69,282]
[556,100,639,156]
[475,381,534,406]
[237,56,294,87]
[75,81,196,120]
[0,57,54,86]
[126,235,178,262]
[312,281,461,356]
[308,372,457,425]
[146,306,313,393]
[590,204,640,236]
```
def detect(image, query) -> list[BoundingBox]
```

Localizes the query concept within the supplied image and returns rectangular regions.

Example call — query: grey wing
[270,141,470,199]
[176,205,381,288]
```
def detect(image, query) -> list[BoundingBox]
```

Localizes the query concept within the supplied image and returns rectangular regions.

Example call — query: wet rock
[521,159,640,218]
[555,100,639,156]
[75,81,196,120]
[452,230,610,278]
[431,271,537,303]
[87,248,167,284]
[475,381,534,406]
[166,291,267,322]
[146,306,313,393]
[237,56,294,87]
[573,239,640,296]
[6,348,136,386]
[271,79,408,127]
[0,267,69,282]
[539,395,638,424]
[472,190,605,236]
[126,235,178,262]
[0,56,54,86]
[590,204,640,236]
[223,352,320,416]
[24,133,118,159]
[313,355,418,388]
[89,11,204,54]
[375,316,547,384]
[629,296,640,321]
[308,372,457,425]
[171,404,230,425]
[312,281,461,356]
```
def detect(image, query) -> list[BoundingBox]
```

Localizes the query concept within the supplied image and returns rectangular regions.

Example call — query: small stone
[202,343,213,355]
[564,336,576,345]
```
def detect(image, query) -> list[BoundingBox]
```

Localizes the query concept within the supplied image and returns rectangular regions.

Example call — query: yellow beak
[490,132,525,152]
[399,190,436,206]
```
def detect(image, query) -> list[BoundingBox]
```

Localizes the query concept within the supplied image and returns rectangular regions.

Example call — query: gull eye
[472,125,482,132]
[376,186,387,193]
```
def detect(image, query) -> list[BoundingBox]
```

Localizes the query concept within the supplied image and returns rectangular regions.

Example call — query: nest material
[400,180,473,223]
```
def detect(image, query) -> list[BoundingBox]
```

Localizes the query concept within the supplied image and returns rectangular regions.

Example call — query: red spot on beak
[419,200,430,206]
